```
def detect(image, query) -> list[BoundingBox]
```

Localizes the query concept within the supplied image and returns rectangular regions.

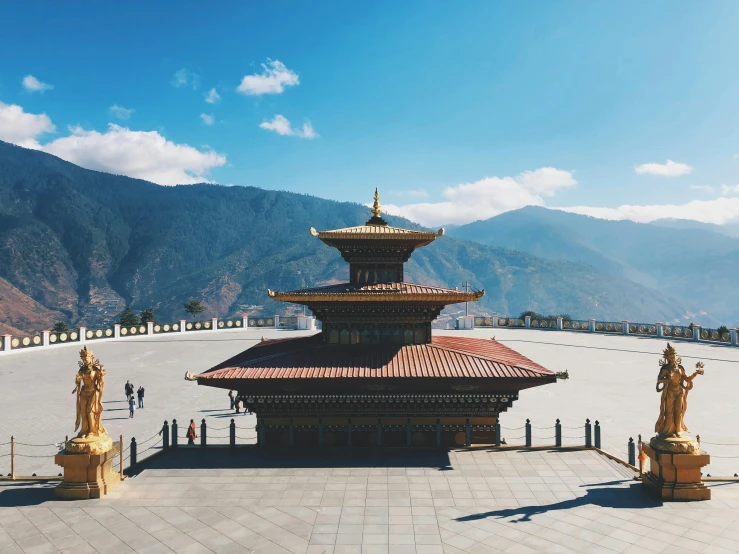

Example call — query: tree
[184,299,205,320]
[53,321,70,333]
[140,308,155,324]
[119,307,140,326]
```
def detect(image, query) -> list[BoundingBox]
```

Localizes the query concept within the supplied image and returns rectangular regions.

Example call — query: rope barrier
[14,453,57,458]
[531,426,556,430]
[700,441,739,446]
[709,455,739,459]
[503,435,525,440]
[502,426,525,431]
[136,431,162,446]
[15,441,63,447]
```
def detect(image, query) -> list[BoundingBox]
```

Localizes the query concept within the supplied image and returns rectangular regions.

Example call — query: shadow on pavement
[127,446,452,476]
[0,481,57,507]
[455,481,660,522]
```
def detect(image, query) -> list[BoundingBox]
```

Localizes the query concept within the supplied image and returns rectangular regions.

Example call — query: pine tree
[184,299,205,320]
[140,308,155,324]
[119,307,140,326]
[53,321,70,333]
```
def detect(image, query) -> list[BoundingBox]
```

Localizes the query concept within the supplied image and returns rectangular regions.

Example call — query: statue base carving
[649,434,699,454]
[642,442,710,501]
[64,434,114,455]
[54,440,120,500]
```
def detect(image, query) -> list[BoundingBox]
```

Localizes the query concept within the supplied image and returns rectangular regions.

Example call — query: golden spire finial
[371,188,382,218]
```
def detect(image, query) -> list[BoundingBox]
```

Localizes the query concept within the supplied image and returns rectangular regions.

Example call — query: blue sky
[1,1,739,225]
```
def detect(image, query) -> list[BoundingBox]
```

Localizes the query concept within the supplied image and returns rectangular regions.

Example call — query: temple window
[351,330,360,344]
[340,330,350,344]
[404,330,414,344]
[414,329,425,344]
[329,330,339,344]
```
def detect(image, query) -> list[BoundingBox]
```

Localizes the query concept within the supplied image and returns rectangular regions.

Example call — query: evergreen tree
[184,299,205,320]
[140,308,155,324]
[53,321,70,333]
[119,307,140,326]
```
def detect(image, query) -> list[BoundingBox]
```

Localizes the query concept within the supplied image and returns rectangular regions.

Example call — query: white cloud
[259,114,318,139]
[0,101,56,148]
[237,60,299,95]
[562,197,739,225]
[635,159,693,177]
[22,75,53,92]
[721,184,739,196]
[42,124,225,185]
[205,88,221,104]
[172,68,199,89]
[384,168,577,226]
[109,104,134,120]
[200,113,215,125]
[690,185,714,192]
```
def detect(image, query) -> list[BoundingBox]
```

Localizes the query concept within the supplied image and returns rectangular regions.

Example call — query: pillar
[622,321,630,335]
[42,330,50,347]
[588,318,595,332]
[656,323,664,338]
[273,315,280,327]
[556,317,563,330]
[524,316,531,329]
[242,315,249,329]
[179,319,187,333]
[79,327,87,344]
[114,324,121,339]
[1,334,11,353]
[147,322,154,335]
[692,325,701,342]
[730,329,738,346]
[492,315,498,328]
[211,317,218,331]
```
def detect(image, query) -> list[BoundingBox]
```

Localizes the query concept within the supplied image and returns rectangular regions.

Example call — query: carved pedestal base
[642,443,710,501]
[54,442,120,500]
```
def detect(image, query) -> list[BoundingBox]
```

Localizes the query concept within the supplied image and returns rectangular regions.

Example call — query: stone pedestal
[54,442,120,499]
[642,443,710,501]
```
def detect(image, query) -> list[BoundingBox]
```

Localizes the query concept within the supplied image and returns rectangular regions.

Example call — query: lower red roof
[195,334,554,381]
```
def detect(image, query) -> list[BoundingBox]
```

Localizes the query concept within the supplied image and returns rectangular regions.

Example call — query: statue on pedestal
[642,343,710,501]
[66,347,113,454]
[55,346,119,499]
[650,343,704,454]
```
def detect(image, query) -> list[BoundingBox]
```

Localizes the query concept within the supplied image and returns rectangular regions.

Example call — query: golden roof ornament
[371,188,382,218]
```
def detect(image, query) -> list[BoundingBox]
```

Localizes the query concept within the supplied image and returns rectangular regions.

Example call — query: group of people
[228,390,250,414]
[124,380,145,417]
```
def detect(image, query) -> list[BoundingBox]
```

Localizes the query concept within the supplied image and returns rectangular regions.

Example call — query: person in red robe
[186,419,198,444]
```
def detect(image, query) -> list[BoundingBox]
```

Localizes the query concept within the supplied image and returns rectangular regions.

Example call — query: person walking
[125,380,134,401]
[128,395,136,418]
[186,419,198,445]
[228,390,236,410]
[235,398,241,414]
[137,386,145,409]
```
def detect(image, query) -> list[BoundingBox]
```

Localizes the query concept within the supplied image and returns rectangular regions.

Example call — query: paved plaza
[1,448,738,553]
[2,327,739,476]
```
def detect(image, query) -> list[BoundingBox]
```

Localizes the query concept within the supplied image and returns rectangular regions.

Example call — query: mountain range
[0,140,732,335]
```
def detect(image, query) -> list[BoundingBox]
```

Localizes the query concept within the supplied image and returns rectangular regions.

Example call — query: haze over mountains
[0,140,733,335]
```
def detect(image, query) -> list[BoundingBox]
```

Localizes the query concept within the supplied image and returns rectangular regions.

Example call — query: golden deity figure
[650,343,704,454]
[66,346,113,454]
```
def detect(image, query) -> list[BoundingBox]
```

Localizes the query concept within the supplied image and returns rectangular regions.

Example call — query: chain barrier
[15,441,62,447]
[700,441,739,446]
[501,426,525,431]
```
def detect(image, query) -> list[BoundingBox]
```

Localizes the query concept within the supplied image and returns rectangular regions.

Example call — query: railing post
[179,319,187,333]
[201,419,207,447]
[436,418,441,447]
[555,419,561,447]
[693,324,701,342]
[377,418,383,447]
[78,327,87,344]
[622,321,630,335]
[230,419,235,447]
[347,418,352,447]
[465,418,471,447]
[119,435,124,480]
[211,317,218,332]
[585,418,592,447]
[594,421,601,449]
[730,328,738,346]
[289,419,295,447]
[556,317,563,330]
[10,436,15,480]
[42,330,50,347]
[130,437,137,466]
[491,315,499,328]
[114,324,121,338]
[318,419,323,447]
[146,321,154,335]
[162,421,169,449]
[406,418,412,447]
[525,419,532,447]
[588,318,595,332]
[171,419,178,448]
[524,316,531,329]
[656,322,664,338]
[495,421,501,447]
[242,315,249,329]
[628,437,636,466]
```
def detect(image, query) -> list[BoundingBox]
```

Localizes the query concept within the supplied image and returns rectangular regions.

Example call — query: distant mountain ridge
[0,140,710,334]
[448,206,739,324]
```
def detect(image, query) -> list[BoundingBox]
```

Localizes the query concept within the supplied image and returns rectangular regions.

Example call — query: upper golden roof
[309,189,444,240]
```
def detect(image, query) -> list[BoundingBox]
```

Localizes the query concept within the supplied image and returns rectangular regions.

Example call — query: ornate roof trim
[267,282,484,303]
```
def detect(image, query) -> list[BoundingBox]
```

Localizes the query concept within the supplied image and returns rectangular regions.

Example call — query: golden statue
[66,346,113,454]
[650,343,704,453]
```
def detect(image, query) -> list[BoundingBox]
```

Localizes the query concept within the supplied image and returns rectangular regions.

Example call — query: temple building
[192,191,556,446]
